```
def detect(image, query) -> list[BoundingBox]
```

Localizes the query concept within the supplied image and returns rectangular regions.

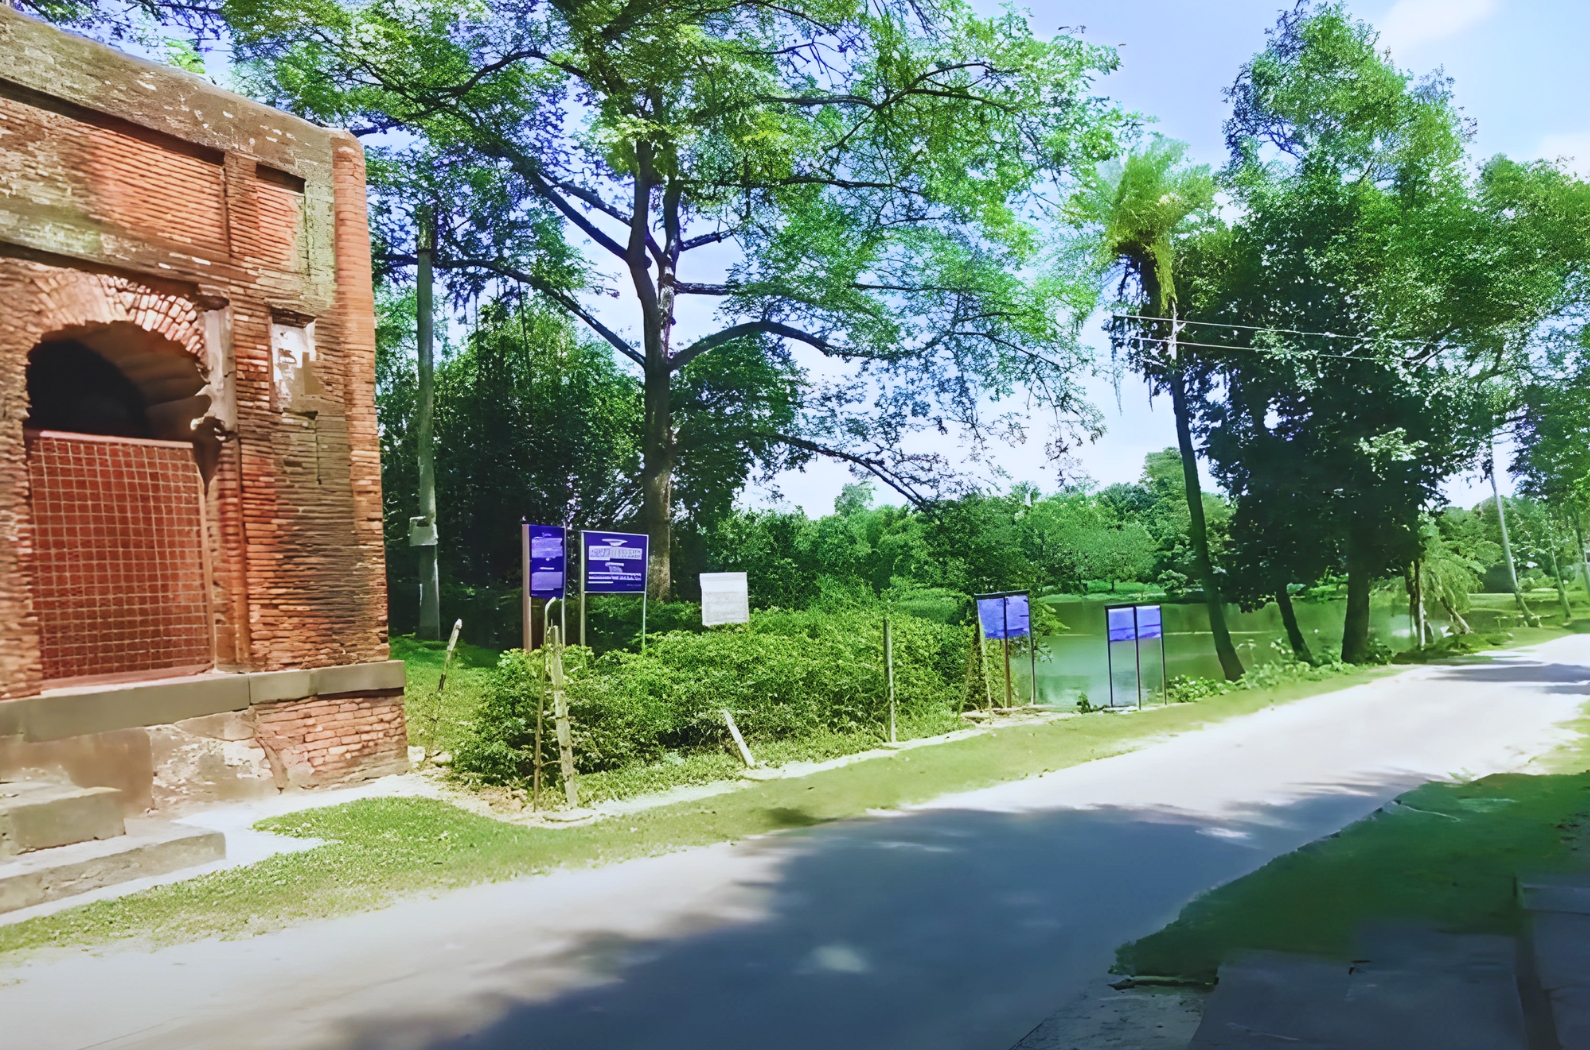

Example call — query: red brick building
[0,10,406,812]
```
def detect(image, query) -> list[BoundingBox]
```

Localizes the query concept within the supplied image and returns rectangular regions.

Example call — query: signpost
[521,523,566,650]
[581,530,650,649]
[700,572,750,626]
[1105,603,1167,709]
[975,591,1035,709]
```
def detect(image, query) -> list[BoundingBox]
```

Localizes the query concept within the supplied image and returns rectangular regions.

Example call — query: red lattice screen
[25,431,213,683]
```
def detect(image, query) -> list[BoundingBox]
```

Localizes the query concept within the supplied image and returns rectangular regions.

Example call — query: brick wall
[0,10,391,702]
[26,431,212,683]
[253,692,408,787]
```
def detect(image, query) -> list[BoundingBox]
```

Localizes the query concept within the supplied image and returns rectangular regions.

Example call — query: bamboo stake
[722,709,756,767]
[547,626,578,808]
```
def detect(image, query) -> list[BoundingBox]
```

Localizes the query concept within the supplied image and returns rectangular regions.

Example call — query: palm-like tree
[1070,137,1244,680]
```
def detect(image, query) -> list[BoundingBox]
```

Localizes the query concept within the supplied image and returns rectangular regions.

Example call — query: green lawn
[391,635,500,758]
[0,661,1397,958]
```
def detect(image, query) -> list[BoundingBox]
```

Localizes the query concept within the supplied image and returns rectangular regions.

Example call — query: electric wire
[1118,333,1436,364]
[1109,312,1450,348]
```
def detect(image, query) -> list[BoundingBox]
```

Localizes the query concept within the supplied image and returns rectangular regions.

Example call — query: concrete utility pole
[410,205,442,639]
[1489,441,1536,628]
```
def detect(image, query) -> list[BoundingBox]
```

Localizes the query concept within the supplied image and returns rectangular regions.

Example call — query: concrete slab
[1191,932,1527,1050]
[1521,874,1590,916]
[0,781,124,856]
[1530,911,1590,1049]
[0,820,223,913]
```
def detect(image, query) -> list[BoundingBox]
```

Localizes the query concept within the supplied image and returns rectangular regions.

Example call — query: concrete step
[0,781,125,856]
[0,818,224,914]
[1522,873,1590,1048]
[1191,930,1528,1050]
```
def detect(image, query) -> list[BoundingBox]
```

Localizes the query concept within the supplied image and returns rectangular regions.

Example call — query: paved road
[5,637,1589,1050]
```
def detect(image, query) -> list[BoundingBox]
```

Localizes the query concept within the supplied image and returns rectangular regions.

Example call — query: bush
[453,608,967,788]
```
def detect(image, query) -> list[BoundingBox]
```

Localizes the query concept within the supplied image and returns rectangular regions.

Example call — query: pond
[991,594,1517,710]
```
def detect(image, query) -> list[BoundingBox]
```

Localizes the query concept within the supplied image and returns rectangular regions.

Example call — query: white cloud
[1537,131,1590,178]
[1378,0,1498,54]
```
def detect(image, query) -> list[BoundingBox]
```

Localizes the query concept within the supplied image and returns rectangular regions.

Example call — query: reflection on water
[1011,596,1447,709]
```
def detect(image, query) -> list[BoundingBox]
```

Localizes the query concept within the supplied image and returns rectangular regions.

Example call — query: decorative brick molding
[253,692,408,789]
[28,271,207,365]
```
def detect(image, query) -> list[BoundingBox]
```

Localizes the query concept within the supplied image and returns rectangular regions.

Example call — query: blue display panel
[526,524,566,599]
[582,531,649,593]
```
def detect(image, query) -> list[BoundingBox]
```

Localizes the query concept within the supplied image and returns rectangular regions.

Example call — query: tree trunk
[630,146,679,604]
[1547,517,1573,622]
[1415,559,1427,646]
[640,362,673,602]
[1276,587,1311,663]
[1489,453,1537,627]
[1169,370,1243,680]
[1341,521,1374,663]
[414,207,441,640]
[1440,595,1472,635]
[1574,506,1590,597]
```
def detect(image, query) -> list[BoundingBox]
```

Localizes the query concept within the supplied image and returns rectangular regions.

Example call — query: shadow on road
[1427,659,1590,690]
[347,789,1417,1050]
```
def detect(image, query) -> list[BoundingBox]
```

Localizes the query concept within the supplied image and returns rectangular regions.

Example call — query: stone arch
[26,271,207,364]
[22,271,221,468]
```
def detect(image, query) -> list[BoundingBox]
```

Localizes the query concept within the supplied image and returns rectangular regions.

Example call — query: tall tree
[229,0,1123,598]
[1069,137,1244,679]
[1194,3,1586,661]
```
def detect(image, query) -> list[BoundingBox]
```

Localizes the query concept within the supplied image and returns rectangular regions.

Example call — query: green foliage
[1067,135,1217,316]
[1166,645,1352,703]
[453,609,966,789]
[693,457,1205,611]
[378,293,642,634]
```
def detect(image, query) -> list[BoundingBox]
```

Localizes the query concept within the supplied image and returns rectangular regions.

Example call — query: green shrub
[452,608,967,788]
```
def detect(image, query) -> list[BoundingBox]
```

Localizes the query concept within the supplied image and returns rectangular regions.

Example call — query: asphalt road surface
[5,636,1589,1050]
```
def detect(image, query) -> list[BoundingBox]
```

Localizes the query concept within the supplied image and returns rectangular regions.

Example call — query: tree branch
[671,320,837,371]
[680,229,731,252]
[778,434,932,507]
[383,252,643,366]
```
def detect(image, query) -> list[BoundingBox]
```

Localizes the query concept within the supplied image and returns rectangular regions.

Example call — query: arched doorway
[24,327,215,684]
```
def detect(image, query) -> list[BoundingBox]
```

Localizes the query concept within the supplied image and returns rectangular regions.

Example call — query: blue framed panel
[582,531,649,594]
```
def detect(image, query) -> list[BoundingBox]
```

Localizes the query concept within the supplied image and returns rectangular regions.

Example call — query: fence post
[548,625,578,808]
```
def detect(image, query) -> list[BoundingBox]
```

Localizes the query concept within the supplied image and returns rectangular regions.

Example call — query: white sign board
[700,572,750,626]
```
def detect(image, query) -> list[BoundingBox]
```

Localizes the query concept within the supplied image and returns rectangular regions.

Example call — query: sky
[733,0,1590,516]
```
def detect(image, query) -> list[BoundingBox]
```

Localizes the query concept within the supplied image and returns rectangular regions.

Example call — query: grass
[1114,772,1590,985]
[391,635,499,757]
[0,662,1397,959]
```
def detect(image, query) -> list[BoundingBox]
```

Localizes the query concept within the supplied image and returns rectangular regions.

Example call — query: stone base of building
[0,662,407,814]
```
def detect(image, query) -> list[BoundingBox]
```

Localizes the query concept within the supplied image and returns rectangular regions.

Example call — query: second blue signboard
[582,531,649,593]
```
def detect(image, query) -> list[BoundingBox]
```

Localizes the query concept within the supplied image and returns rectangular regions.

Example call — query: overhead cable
[1109,312,1451,349]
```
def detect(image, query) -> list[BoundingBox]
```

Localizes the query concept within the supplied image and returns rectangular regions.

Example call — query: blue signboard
[582,531,649,594]
[526,524,566,599]
[1136,604,1163,640]
[977,593,1031,640]
[1107,606,1137,643]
